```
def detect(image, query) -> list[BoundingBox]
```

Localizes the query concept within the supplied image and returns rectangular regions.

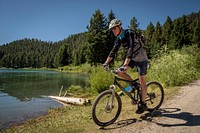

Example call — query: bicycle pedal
[149,93,156,99]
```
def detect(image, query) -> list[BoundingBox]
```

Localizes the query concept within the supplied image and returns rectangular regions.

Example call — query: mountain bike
[91,69,164,127]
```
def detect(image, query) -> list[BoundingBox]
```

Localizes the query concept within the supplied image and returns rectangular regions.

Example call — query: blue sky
[0,0,200,45]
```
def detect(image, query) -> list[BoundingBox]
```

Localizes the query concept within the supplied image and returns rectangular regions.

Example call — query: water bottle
[124,86,132,91]
[119,86,132,96]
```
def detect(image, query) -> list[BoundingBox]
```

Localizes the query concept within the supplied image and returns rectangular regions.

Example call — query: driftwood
[49,96,90,106]
[48,85,90,106]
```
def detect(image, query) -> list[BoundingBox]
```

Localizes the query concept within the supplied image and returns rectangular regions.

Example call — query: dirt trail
[103,80,200,133]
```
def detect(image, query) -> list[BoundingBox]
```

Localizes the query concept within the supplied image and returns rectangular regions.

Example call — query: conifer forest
[0,10,200,68]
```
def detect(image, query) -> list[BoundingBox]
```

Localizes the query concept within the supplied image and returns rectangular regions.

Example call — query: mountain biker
[103,18,149,114]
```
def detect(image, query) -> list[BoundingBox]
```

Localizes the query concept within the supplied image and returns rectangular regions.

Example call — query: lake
[0,69,89,130]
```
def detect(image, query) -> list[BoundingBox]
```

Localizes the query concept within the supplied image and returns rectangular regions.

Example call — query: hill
[0,10,199,68]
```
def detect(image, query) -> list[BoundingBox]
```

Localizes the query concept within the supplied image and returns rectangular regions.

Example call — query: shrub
[180,45,200,69]
[79,63,93,74]
[58,63,93,74]
[89,67,113,93]
[148,45,200,87]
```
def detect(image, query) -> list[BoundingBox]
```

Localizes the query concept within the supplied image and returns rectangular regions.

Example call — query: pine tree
[170,15,191,49]
[87,9,107,33]
[106,10,116,64]
[56,44,69,66]
[150,22,162,57]
[169,19,180,49]
[179,15,191,46]
[129,17,141,35]
[86,9,108,66]
[107,10,115,26]
[162,16,173,46]
[192,20,200,47]
[144,22,155,58]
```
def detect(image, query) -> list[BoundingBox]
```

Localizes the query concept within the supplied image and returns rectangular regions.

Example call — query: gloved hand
[118,65,127,71]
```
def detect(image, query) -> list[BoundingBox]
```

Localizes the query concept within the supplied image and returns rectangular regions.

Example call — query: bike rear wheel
[92,90,122,127]
[146,81,164,111]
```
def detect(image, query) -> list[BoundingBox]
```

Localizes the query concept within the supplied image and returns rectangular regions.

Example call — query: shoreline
[0,110,48,131]
[0,68,90,132]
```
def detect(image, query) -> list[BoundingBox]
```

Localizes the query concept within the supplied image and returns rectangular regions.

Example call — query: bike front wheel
[146,81,164,112]
[92,90,122,127]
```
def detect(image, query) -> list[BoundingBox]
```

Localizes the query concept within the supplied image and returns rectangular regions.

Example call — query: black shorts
[128,60,148,76]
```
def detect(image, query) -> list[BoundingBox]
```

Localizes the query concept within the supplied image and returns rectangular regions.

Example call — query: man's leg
[139,75,147,102]
[117,71,133,81]
[135,74,147,114]
[135,61,148,114]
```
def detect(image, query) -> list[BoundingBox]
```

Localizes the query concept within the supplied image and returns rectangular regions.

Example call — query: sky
[0,0,200,45]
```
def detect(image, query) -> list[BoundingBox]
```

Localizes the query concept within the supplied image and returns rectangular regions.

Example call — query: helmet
[108,19,122,30]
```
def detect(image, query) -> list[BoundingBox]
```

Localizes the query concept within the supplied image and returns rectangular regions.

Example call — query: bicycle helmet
[108,19,122,30]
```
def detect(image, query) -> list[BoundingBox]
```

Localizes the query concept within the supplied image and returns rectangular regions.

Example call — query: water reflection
[0,69,89,101]
[0,69,89,130]
[0,91,62,130]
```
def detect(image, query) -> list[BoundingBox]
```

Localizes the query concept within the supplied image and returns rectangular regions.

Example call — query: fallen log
[49,96,90,106]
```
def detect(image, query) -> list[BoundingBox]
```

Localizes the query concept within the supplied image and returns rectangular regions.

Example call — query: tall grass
[58,63,93,74]
[148,45,200,87]
[89,67,113,93]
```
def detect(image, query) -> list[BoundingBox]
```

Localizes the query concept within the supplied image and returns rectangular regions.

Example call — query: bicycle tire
[146,81,164,112]
[92,90,122,127]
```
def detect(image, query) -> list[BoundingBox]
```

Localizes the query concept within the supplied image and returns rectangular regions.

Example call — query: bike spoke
[95,95,118,122]
[146,82,164,110]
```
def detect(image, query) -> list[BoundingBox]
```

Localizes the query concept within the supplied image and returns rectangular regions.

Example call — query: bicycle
[91,68,164,127]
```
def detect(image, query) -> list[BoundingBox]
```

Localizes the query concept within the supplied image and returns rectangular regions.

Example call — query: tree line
[0,10,199,68]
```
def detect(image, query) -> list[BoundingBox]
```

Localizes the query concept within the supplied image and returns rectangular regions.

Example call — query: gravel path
[101,80,200,133]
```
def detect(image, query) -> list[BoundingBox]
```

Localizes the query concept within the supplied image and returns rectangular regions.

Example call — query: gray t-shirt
[109,29,148,62]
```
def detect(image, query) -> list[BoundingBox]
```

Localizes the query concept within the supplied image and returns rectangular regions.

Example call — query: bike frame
[112,75,140,101]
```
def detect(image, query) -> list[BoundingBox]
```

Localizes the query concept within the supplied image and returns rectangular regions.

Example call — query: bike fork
[105,85,116,112]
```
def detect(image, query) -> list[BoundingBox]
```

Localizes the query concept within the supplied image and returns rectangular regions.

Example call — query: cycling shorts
[128,60,148,76]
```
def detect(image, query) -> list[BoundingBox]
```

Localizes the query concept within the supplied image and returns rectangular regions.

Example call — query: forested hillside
[0,10,199,68]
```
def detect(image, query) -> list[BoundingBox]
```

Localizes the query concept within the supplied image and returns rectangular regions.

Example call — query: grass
[57,63,93,74]
[2,86,180,133]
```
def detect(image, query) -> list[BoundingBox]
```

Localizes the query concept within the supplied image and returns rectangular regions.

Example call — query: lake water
[0,69,89,130]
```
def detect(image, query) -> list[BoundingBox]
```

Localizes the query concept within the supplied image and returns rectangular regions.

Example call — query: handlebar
[103,65,124,74]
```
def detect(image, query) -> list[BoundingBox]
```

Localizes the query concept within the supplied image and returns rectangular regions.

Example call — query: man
[103,18,148,114]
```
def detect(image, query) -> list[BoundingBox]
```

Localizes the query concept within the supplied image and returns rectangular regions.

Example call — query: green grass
[148,45,200,87]
[57,63,93,74]
[2,86,180,133]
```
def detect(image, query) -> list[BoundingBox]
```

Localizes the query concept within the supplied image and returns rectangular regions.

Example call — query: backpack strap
[128,29,145,46]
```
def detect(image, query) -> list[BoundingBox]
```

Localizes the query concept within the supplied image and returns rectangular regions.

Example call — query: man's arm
[123,58,131,67]
[104,56,113,65]
[104,38,120,65]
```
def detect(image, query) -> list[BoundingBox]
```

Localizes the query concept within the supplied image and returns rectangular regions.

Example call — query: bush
[148,45,200,87]
[66,85,93,97]
[58,63,93,74]
[79,63,93,74]
[89,67,113,93]
[180,45,200,69]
